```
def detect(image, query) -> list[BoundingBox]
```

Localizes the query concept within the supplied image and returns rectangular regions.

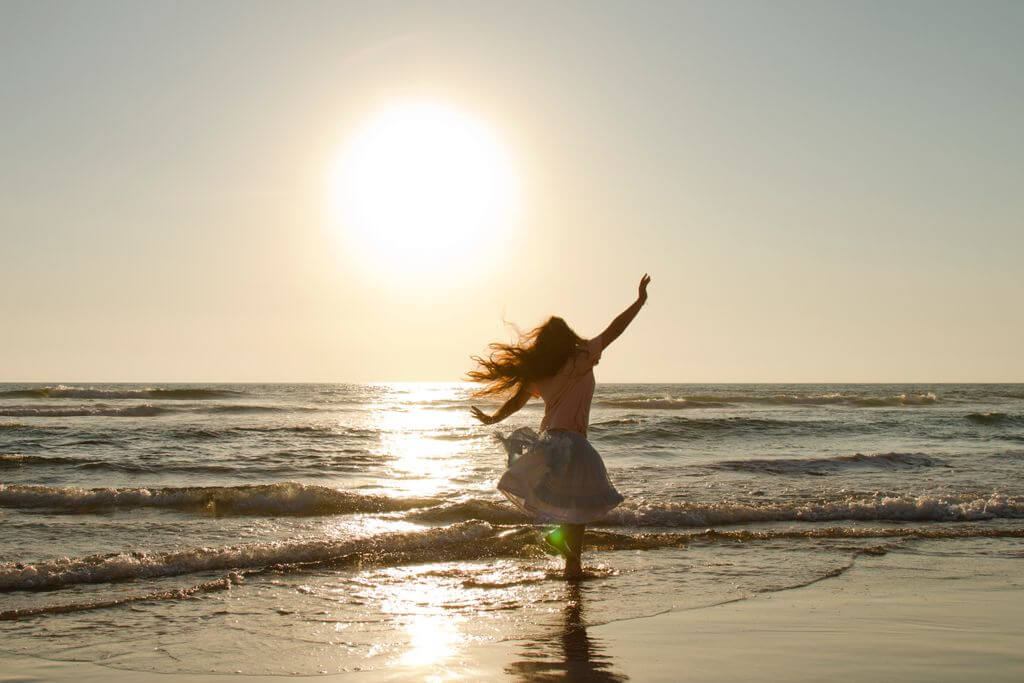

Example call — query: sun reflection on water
[365,383,487,498]
[398,612,465,668]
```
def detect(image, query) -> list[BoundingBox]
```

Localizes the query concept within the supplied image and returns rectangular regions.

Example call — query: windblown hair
[467,316,585,397]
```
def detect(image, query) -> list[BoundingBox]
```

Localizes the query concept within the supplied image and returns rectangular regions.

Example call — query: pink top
[530,336,603,436]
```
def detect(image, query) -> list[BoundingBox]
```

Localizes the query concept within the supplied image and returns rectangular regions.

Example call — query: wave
[605,493,1024,527]
[0,482,437,516]
[408,492,1024,528]
[411,499,531,525]
[598,392,938,409]
[989,390,1024,400]
[596,399,730,410]
[4,521,1023,596]
[0,454,86,468]
[234,425,374,435]
[592,416,814,442]
[0,386,244,400]
[677,524,1024,543]
[0,404,168,418]
[966,412,1024,426]
[846,392,938,407]
[0,403,312,418]
[18,483,1016,528]
[0,521,504,591]
[0,451,379,475]
[590,417,642,427]
[713,452,947,475]
[0,573,244,619]
[204,404,305,414]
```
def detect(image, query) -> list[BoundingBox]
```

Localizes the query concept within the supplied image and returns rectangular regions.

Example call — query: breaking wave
[11,483,1019,529]
[605,492,1024,527]
[4,521,1023,595]
[0,521,505,591]
[678,524,1024,543]
[410,492,1024,527]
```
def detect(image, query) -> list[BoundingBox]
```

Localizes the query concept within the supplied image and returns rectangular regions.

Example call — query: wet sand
[3,549,1021,681]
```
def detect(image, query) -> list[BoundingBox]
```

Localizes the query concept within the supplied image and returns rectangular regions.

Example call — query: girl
[468,274,651,578]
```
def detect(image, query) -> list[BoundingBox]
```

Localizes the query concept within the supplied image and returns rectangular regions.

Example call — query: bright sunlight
[329,100,519,281]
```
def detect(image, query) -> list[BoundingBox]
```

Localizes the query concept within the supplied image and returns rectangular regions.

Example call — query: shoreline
[3,548,1022,681]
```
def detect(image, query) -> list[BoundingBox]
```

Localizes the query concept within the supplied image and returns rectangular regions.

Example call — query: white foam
[608,493,1024,527]
[0,522,496,591]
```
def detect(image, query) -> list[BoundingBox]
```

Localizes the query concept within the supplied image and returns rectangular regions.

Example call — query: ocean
[2,382,1023,676]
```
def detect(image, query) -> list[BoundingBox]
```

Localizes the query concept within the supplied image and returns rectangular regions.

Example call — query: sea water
[1,383,1023,675]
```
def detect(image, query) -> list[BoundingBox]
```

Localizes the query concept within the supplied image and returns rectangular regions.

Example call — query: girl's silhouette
[469,274,651,577]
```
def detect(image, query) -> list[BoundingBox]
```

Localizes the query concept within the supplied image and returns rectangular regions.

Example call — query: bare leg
[562,524,585,579]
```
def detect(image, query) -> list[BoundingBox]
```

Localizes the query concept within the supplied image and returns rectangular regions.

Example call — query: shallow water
[1,382,1023,674]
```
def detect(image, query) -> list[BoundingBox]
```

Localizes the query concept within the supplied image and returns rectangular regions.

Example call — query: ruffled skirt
[496,427,624,525]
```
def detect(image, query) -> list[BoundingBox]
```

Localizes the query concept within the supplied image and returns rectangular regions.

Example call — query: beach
[2,382,1023,678]
[3,547,1022,681]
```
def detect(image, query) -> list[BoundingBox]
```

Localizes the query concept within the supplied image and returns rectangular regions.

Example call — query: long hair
[467,316,585,397]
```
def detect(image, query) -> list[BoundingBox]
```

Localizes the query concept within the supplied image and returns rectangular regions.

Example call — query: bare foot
[564,559,583,580]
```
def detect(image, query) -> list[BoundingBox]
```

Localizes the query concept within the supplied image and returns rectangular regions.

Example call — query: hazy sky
[2,0,1022,382]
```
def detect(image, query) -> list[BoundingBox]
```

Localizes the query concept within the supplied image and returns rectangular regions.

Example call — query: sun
[329,100,519,282]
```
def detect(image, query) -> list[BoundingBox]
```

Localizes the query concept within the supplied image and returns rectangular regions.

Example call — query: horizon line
[2,380,1023,385]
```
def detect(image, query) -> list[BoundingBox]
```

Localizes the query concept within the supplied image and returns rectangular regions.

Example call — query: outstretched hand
[638,273,651,304]
[470,406,495,425]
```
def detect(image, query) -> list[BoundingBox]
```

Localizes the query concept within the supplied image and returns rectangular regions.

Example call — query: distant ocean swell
[0,405,169,418]
[0,453,340,476]
[0,424,380,442]
[590,416,847,441]
[0,483,435,515]
[597,392,938,409]
[0,386,244,400]
[965,412,1024,426]
[711,451,949,475]
[0,403,314,418]
[1,454,90,468]
[0,387,941,408]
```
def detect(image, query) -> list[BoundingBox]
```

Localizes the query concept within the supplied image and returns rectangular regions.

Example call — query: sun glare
[329,100,519,282]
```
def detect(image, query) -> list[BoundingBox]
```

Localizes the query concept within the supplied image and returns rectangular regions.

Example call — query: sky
[2,0,1022,383]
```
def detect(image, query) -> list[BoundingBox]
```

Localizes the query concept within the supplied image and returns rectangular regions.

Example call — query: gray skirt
[496,427,624,525]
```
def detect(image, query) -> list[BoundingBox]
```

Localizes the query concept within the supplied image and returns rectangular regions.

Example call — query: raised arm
[470,383,531,425]
[598,274,651,350]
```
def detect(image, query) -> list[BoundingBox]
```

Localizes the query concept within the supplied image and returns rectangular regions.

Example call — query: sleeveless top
[529,336,603,436]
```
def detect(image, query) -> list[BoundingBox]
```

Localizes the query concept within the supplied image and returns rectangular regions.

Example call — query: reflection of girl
[468,275,651,578]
